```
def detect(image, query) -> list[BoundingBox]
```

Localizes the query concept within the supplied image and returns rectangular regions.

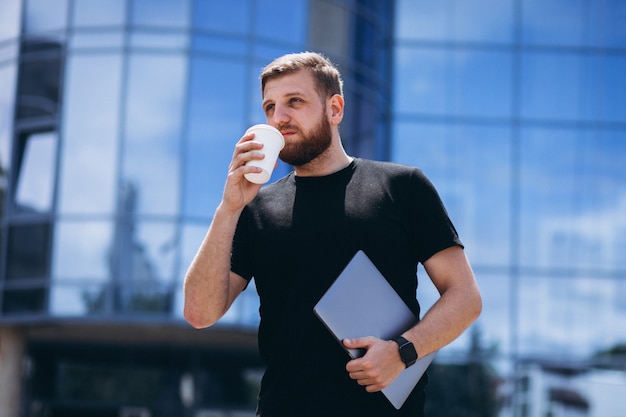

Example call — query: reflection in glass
[184,57,247,218]
[123,54,187,216]
[59,54,122,215]
[131,0,190,28]
[521,52,582,121]
[53,220,113,281]
[520,128,626,270]
[72,0,126,27]
[129,32,189,50]
[6,222,51,280]
[518,274,626,358]
[50,284,108,316]
[394,47,447,115]
[24,0,69,33]
[581,54,626,122]
[0,65,17,177]
[521,0,586,46]
[396,0,514,43]
[0,0,22,41]
[255,0,307,43]
[109,219,178,314]
[193,0,250,34]
[69,32,124,50]
[14,131,56,213]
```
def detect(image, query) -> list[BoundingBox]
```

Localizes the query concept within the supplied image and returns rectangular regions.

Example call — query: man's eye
[264,104,274,113]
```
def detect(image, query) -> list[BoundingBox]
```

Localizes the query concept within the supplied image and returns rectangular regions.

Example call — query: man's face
[262,70,332,167]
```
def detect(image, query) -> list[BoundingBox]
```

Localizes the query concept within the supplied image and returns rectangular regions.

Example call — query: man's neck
[293,146,353,178]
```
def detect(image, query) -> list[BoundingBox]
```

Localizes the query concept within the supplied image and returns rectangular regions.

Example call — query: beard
[278,108,332,167]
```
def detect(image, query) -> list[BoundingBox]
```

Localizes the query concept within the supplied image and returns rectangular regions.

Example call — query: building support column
[0,326,24,417]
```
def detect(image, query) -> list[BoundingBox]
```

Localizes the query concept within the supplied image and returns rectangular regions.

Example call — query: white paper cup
[244,124,285,184]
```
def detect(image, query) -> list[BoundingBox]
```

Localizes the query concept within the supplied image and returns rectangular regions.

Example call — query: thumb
[343,337,373,349]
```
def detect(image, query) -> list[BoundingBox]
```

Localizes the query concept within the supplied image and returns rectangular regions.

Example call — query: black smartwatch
[392,336,418,368]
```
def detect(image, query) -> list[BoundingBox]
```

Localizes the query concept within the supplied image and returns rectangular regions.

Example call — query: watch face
[398,339,418,367]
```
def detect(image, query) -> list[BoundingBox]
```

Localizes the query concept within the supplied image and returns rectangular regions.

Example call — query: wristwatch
[392,336,418,368]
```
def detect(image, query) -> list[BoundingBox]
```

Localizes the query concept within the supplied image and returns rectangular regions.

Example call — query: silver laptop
[313,250,436,410]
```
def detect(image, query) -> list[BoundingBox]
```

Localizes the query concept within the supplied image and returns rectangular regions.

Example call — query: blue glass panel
[123,54,187,216]
[183,57,247,218]
[521,0,586,46]
[395,47,513,118]
[0,65,17,172]
[59,54,122,215]
[193,0,251,34]
[191,34,247,56]
[255,0,307,43]
[69,32,124,49]
[587,0,626,48]
[131,0,190,28]
[518,273,626,357]
[520,127,626,270]
[396,0,514,43]
[450,49,513,117]
[72,0,126,27]
[24,0,69,33]
[393,47,447,115]
[0,0,21,41]
[129,32,189,50]
[53,220,113,281]
[582,54,626,122]
[520,52,583,121]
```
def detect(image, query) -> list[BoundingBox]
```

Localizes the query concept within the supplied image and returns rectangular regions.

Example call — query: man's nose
[269,104,290,125]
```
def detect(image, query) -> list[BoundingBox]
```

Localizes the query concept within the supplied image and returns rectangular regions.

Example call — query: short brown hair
[260,51,344,100]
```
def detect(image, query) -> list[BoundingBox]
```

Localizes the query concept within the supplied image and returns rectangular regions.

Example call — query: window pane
[193,0,250,34]
[450,49,513,117]
[0,65,17,176]
[123,54,187,216]
[394,47,447,115]
[518,274,626,357]
[255,0,307,43]
[50,284,108,316]
[131,0,190,28]
[15,131,56,213]
[520,128,626,270]
[522,0,586,46]
[111,221,177,314]
[582,54,626,123]
[72,0,126,27]
[392,122,512,266]
[521,52,582,121]
[184,58,247,218]
[396,0,514,43]
[53,220,113,281]
[6,222,51,280]
[59,54,122,215]
[587,0,626,48]
[24,0,69,33]
[0,0,21,40]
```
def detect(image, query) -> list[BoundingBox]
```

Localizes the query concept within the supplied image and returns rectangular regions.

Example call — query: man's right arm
[183,204,248,328]
[183,130,266,328]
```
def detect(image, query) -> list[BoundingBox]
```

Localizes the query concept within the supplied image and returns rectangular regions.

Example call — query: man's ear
[329,94,344,125]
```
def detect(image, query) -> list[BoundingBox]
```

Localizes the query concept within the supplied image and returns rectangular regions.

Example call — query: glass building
[0,0,624,416]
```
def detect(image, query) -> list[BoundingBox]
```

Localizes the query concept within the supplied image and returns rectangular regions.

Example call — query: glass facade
[394,0,626,414]
[0,0,624,416]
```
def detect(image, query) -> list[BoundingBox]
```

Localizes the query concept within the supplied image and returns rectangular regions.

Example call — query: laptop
[313,250,436,410]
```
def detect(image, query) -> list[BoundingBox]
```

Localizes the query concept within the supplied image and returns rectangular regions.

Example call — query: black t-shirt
[231,158,462,417]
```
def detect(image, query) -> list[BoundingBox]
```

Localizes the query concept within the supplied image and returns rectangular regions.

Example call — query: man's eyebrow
[262,92,305,108]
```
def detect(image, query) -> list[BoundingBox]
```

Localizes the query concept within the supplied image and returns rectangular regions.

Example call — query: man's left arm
[344,245,482,392]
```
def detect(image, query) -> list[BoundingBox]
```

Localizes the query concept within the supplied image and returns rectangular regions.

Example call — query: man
[184,52,482,416]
